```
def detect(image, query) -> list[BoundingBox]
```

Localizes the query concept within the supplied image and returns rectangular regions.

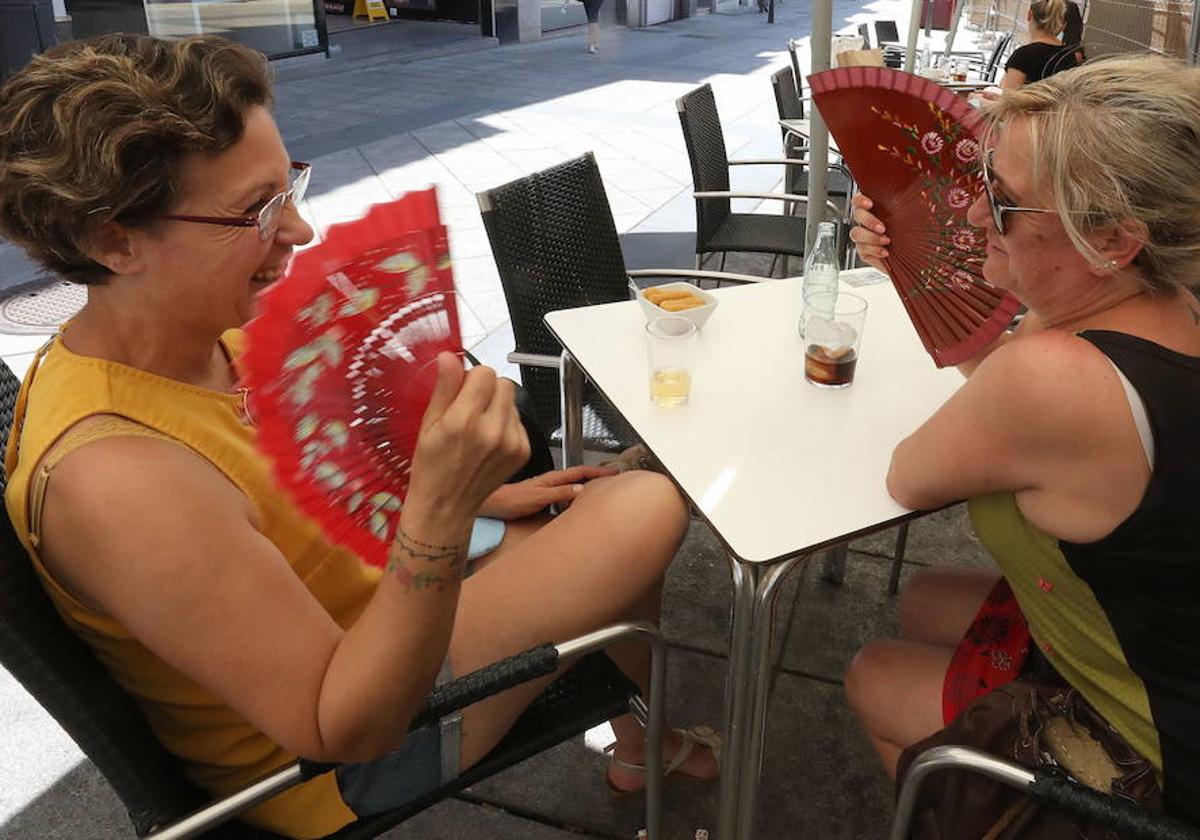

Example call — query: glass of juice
[800,291,868,389]
[645,315,698,407]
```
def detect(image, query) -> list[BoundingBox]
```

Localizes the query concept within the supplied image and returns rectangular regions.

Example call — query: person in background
[1062,0,1086,63]
[583,0,604,53]
[1001,0,1079,88]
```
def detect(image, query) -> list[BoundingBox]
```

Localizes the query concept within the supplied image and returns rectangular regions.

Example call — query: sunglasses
[163,161,312,242]
[980,150,1057,235]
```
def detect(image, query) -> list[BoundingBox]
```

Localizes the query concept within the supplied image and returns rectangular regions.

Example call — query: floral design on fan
[871,102,986,297]
[282,275,409,543]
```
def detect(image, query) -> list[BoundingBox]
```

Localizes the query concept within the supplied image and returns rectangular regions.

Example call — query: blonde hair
[1029,0,1067,36]
[0,35,272,285]
[983,54,1200,293]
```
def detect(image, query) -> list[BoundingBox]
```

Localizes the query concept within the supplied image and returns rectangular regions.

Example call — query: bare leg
[900,567,1001,646]
[447,471,713,781]
[844,567,1000,777]
[587,21,600,51]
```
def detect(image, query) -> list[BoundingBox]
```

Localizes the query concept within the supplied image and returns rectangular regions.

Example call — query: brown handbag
[896,675,1163,840]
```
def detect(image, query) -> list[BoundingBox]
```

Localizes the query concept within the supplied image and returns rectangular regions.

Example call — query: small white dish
[636,282,719,331]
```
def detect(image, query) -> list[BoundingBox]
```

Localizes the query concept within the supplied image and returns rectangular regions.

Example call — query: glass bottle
[802,221,840,322]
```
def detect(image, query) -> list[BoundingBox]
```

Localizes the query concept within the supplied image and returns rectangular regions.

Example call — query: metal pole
[905,0,924,69]
[944,0,967,56]
[1189,0,1200,64]
[804,0,833,254]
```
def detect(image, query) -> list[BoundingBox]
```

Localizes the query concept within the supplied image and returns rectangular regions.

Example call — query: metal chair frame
[892,745,1200,840]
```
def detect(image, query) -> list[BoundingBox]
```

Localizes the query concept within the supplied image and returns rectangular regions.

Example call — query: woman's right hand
[404,353,531,528]
[847,194,891,275]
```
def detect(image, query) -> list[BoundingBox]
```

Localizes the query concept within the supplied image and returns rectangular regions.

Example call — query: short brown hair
[0,35,273,285]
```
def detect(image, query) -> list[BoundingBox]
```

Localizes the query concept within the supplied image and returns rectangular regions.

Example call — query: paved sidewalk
[0,4,999,838]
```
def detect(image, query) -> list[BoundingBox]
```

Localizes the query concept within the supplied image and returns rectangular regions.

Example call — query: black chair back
[875,19,900,43]
[676,84,733,255]
[984,33,1014,81]
[857,21,871,47]
[478,153,633,440]
[0,365,267,838]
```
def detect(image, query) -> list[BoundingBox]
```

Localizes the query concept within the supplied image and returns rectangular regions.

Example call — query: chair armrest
[729,158,825,167]
[628,269,770,285]
[693,191,843,216]
[507,351,561,369]
[147,622,666,840]
[694,190,810,203]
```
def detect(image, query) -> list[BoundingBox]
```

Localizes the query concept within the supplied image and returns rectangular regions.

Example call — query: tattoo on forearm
[386,526,468,592]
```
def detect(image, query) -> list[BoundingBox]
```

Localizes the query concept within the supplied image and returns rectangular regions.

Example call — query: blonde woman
[1000,0,1079,87]
[846,54,1200,828]
[0,35,717,838]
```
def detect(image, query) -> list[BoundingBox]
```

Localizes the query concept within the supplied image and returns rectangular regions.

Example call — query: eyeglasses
[163,161,311,242]
[980,150,1057,235]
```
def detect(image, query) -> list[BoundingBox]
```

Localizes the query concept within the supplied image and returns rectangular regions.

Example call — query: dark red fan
[808,67,1021,367]
[240,188,463,567]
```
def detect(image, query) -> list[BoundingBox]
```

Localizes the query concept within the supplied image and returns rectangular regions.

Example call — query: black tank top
[1061,330,1200,823]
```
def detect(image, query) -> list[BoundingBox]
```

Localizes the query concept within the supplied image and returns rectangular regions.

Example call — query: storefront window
[143,0,323,56]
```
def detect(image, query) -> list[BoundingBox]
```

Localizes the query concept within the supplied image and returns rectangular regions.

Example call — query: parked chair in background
[478,152,767,455]
[0,361,668,840]
[676,83,846,278]
[769,66,854,222]
[891,745,1200,840]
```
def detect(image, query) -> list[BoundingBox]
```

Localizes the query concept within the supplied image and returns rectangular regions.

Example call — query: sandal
[598,444,663,475]
[603,725,722,799]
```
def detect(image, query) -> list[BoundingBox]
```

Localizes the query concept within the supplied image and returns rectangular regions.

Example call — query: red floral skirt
[942,578,1032,725]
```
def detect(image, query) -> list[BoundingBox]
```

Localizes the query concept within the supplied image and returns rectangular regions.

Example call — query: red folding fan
[240,188,463,567]
[808,67,1021,367]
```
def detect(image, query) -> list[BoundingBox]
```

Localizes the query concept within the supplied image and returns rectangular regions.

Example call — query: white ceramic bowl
[636,282,719,331]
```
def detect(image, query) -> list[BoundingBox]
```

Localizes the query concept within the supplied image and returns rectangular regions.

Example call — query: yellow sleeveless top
[968,492,1161,770]
[3,330,382,839]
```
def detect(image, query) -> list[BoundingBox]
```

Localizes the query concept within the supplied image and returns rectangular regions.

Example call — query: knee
[844,641,893,725]
[624,470,688,528]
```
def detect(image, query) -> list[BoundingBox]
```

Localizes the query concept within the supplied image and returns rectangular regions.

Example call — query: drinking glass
[799,291,868,388]
[645,315,698,407]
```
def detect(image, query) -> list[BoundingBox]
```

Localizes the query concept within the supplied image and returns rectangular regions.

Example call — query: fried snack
[643,287,695,304]
[659,295,706,312]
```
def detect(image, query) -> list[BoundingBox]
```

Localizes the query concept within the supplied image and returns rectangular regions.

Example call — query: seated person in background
[0,35,716,839]
[845,54,1200,825]
[1062,0,1086,63]
[1001,0,1079,87]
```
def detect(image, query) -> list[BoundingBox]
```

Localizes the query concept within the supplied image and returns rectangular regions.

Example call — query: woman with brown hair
[846,54,1200,829]
[0,34,716,838]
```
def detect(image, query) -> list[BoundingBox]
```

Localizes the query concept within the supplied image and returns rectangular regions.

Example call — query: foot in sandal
[604,725,721,797]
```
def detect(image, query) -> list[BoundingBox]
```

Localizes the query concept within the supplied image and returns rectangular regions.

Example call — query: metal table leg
[560,350,584,468]
[716,552,808,840]
[820,544,847,584]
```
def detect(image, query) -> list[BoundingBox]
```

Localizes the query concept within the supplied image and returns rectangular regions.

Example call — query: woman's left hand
[479,465,619,520]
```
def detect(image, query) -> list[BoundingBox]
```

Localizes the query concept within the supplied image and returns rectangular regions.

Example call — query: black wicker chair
[676,83,848,278]
[769,66,853,217]
[0,362,668,840]
[477,152,768,454]
[892,745,1200,840]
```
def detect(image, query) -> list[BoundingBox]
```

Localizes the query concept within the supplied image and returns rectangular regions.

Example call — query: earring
[1108,259,1120,270]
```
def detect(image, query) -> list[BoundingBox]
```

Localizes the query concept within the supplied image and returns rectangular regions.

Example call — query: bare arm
[999,68,1026,89]
[885,331,1142,528]
[40,354,529,764]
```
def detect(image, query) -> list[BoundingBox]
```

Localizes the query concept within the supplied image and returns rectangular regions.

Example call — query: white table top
[545,269,964,565]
